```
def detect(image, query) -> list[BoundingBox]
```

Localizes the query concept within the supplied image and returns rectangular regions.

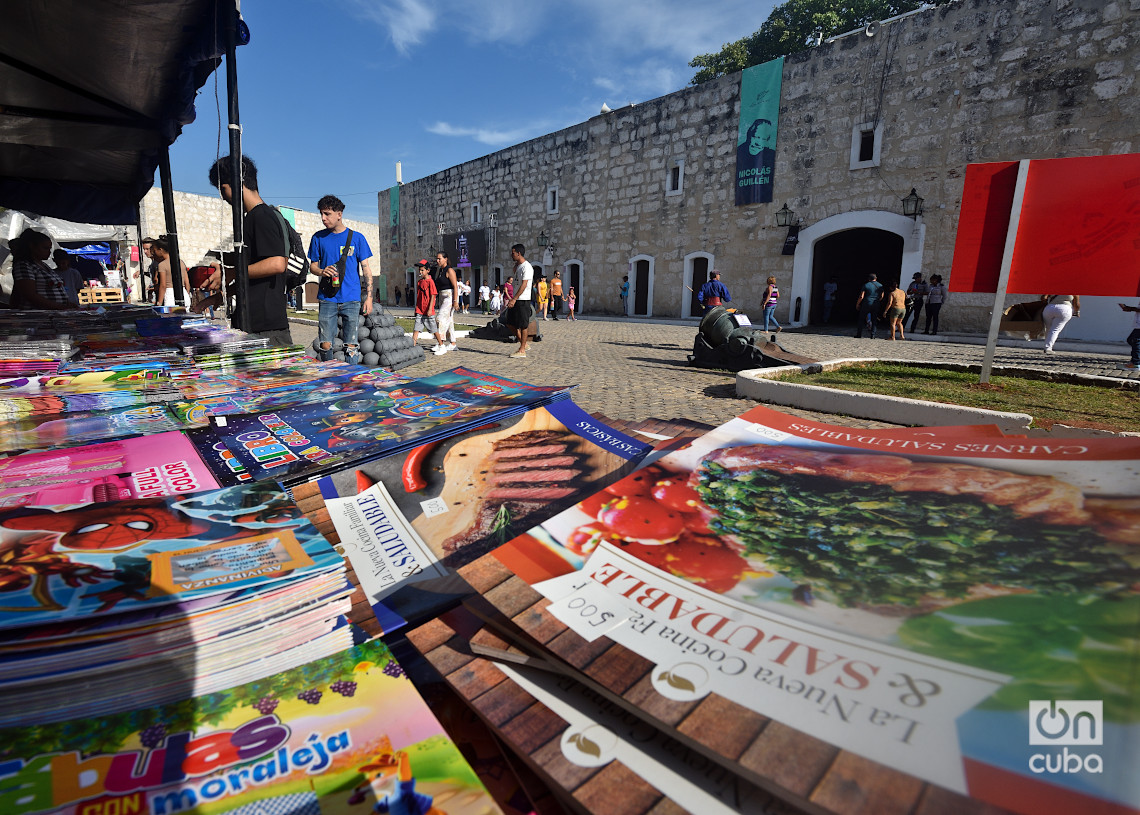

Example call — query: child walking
[567,287,577,320]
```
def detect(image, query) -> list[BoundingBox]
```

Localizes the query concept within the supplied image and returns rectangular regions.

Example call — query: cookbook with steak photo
[492,406,1140,815]
[320,401,651,625]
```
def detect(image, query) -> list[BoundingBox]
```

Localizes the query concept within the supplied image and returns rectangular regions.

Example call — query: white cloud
[343,0,544,53]
[575,0,766,61]
[426,121,543,147]
[344,0,436,55]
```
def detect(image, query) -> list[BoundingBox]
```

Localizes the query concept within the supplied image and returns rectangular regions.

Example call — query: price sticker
[748,423,790,442]
[420,496,449,517]
[546,579,630,642]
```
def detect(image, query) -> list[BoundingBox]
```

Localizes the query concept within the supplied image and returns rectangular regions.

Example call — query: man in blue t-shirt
[854,273,884,339]
[308,194,373,363]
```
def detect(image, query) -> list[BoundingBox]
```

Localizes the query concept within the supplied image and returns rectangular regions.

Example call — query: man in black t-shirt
[205,155,293,347]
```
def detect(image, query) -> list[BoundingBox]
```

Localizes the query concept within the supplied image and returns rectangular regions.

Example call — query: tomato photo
[566,524,621,557]
[599,496,685,542]
[650,478,703,514]
[603,465,665,498]
[655,533,750,594]
[576,491,616,522]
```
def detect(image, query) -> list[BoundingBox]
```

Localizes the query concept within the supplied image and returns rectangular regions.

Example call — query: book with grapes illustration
[0,480,345,631]
[491,405,1140,815]
[0,638,503,815]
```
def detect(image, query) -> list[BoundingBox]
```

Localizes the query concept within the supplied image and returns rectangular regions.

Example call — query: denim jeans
[318,299,360,363]
[1126,328,1140,365]
[763,305,780,332]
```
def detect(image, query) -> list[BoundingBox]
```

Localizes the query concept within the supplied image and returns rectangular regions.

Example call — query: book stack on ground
[398,406,1140,815]
[0,480,355,728]
[0,637,508,815]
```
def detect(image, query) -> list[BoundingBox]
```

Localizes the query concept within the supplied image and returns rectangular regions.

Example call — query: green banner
[388,186,399,246]
[735,57,784,206]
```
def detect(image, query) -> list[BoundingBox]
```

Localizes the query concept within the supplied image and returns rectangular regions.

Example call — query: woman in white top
[923,275,947,335]
[1041,294,1080,353]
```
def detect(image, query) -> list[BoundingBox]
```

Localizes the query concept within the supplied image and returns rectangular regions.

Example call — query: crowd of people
[9,160,1137,368]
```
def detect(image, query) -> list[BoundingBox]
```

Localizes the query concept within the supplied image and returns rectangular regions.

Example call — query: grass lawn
[775,362,1140,432]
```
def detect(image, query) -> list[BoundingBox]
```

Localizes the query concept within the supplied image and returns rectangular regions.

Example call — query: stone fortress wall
[376,0,1137,340]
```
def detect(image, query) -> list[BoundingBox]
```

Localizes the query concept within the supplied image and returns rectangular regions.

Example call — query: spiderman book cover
[0,481,345,632]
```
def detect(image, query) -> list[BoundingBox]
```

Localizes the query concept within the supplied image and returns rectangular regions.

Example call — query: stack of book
[399,406,1140,815]
[0,480,354,727]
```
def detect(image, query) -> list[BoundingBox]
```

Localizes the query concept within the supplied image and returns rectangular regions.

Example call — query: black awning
[0,0,232,224]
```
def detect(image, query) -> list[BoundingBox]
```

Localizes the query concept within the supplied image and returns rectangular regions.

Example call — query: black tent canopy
[0,0,233,224]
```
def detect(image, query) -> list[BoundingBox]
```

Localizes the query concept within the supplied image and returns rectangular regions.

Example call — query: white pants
[1042,302,1072,351]
[436,290,455,341]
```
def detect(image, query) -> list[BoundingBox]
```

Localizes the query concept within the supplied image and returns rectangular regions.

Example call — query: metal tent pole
[225,2,251,333]
[158,146,185,305]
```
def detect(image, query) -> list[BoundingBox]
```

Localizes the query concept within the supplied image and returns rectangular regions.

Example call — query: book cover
[328,400,651,570]
[190,366,571,487]
[492,406,1140,815]
[0,638,503,815]
[0,481,342,631]
[0,431,220,509]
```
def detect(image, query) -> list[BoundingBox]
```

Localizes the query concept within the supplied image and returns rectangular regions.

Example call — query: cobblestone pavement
[290,311,1135,429]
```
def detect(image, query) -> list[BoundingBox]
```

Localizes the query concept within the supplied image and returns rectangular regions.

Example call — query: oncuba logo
[1028,700,1103,775]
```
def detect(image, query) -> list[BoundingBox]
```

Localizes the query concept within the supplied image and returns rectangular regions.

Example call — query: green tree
[689,0,946,84]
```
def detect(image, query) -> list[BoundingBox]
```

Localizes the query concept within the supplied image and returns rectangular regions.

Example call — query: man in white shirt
[478,282,491,314]
[506,243,533,358]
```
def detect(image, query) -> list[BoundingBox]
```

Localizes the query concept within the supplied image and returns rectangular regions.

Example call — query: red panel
[949,161,1020,293]
[964,758,1137,815]
[1008,154,1140,296]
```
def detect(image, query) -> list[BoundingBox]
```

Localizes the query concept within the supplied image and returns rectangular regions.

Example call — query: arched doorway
[810,230,903,325]
[788,211,925,328]
[564,259,584,314]
[629,254,654,316]
[682,252,713,319]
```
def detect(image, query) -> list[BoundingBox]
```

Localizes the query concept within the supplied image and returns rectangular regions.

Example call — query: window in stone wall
[471,202,481,223]
[666,157,685,196]
[416,217,423,238]
[850,122,883,170]
[547,185,559,214]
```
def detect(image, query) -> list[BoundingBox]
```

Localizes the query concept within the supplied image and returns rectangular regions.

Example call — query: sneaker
[447,342,457,351]
[1044,348,1054,354]
[432,345,448,356]
[510,350,527,359]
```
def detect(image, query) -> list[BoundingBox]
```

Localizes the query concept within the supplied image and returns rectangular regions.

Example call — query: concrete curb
[737,359,1035,433]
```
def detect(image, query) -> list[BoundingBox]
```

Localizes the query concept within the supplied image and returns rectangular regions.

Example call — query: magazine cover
[0,481,344,631]
[494,405,1140,815]
[0,404,187,453]
[0,638,503,815]
[327,400,651,570]
[171,368,407,427]
[0,432,220,509]
[190,367,571,487]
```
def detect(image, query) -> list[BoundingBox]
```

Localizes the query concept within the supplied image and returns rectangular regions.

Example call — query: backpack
[272,207,308,290]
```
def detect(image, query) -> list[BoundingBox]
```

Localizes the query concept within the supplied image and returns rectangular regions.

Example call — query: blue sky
[168,0,773,224]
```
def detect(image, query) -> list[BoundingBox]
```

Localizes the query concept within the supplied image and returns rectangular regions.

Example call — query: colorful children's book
[0,638,503,815]
[190,366,572,487]
[0,480,342,631]
[0,431,219,509]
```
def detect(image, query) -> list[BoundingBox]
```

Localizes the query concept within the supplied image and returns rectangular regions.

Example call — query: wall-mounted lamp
[901,188,924,219]
[775,203,802,256]
[537,230,557,257]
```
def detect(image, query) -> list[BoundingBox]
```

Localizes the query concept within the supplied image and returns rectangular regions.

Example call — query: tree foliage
[689,0,946,84]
